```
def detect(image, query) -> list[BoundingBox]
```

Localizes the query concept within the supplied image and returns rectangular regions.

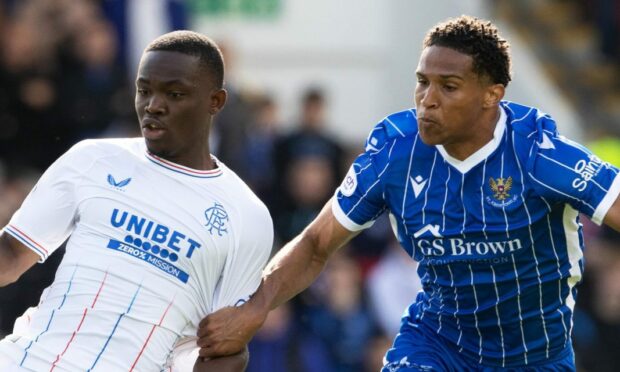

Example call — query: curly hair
[423,15,511,87]
[145,30,224,88]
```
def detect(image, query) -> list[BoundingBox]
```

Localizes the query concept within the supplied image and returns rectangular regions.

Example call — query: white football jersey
[0,138,273,371]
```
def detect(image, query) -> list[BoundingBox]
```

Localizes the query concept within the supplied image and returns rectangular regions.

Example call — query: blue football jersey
[333,101,620,367]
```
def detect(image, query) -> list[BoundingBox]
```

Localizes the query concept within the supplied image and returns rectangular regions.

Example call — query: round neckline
[145,151,223,179]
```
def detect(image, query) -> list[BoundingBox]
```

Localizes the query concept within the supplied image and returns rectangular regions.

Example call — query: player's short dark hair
[145,30,224,88]
[423,15,512,87]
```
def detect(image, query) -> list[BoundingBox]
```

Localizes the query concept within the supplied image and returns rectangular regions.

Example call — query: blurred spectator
[573,225,620,372]
[273,87,345,242]
[247,303,331,372]
[348,213,394,278]
[244,94,280,207]
[0,0,132,171]
[274,87,344,195]
[274,154,335,243]
[367,239,422,338]
[302,249,376,372]
[0,13,66,170]
[60,17,134,139]
[210,41,256,177]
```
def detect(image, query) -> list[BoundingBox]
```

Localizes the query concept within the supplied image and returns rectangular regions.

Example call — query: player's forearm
[248,203,354,316]
[196,201,356,358]
[253,231,329,312]
[193,348,248,372]
[0,233,21,286]
[0,232,39,286]
[603,194,620,232]
[0,241,12,286]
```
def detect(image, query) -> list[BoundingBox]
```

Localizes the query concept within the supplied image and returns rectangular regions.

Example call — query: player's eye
[444,85,457,92]
[168,92,185,99]
[137,88,149,96]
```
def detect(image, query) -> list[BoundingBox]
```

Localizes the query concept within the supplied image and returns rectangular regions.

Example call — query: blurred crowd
[580,0,620,65]
[0,1,618,372]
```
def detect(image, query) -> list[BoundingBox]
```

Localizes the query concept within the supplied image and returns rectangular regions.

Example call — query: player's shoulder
[67,138,144,158]
[224,173,273,241]
[502,101,558,143]
[501,101,595,175]
[365,108,418,151]
[218,161,273,222]
[53,138,142,172]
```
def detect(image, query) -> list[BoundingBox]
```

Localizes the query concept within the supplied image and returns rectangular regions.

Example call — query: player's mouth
[141,118,167,140]
[418,116,440,127]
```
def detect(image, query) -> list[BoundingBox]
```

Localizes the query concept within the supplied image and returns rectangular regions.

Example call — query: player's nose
[145,95,167,115]
[418,84,439,109]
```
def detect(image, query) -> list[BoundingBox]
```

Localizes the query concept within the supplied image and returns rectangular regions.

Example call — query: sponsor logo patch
[340,167,358,197]
[107,174,131,190]
[572,154,605,192]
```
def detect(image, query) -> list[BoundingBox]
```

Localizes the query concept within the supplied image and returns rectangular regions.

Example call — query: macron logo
[107,174,131,189]
[410,175,427,198]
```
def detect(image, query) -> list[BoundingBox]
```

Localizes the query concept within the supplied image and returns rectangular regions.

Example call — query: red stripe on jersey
[129,298,175,371]
[49,307,89,372]
[147,153,222,175]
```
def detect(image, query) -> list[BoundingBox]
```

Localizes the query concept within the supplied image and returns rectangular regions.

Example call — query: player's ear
[209,88,227,115]
[483,83,505,109]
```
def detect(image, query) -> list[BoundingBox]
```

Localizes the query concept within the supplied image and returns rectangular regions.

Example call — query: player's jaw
[139,116,177,157]
[417,115,446,145]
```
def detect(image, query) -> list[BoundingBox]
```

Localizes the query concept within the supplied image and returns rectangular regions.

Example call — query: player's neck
[443,108,500,161]
[164,147,217,171]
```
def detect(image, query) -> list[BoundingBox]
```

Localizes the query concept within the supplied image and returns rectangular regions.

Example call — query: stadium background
[0,0,618,371]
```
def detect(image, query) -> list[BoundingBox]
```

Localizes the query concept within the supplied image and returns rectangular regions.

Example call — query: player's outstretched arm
[196,198,357,358]
[193,348,248,372]
[0,232,39,286]
[603,193,620,232]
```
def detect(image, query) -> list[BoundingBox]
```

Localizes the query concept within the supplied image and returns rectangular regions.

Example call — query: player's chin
[418,130,442,146]
[144,140,170,158]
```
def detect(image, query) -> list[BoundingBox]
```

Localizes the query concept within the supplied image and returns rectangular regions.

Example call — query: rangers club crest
[204,202,229,236]
[489,176,513,201]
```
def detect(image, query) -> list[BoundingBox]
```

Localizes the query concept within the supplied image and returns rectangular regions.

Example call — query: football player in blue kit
[197,16,620,371]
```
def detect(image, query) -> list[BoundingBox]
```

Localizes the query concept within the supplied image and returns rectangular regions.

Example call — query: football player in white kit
[0,31,273,371]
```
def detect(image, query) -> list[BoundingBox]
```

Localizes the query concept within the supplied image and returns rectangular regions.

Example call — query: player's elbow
[0,269,21,287]
[300,225,331,266]
[0,234,40,287]
[0,257,26,286]
[193,347,249,372]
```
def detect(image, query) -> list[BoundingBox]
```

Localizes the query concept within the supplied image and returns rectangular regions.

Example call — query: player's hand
[196,304,267,358]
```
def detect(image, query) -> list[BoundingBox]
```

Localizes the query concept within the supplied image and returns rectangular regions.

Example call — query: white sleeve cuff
[592,172,620,225]
[2,224,48,263]
[331,198,374,232]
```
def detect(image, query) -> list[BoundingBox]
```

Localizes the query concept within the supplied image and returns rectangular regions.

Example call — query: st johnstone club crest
[489,176,513,201]
[486,176,518,207]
